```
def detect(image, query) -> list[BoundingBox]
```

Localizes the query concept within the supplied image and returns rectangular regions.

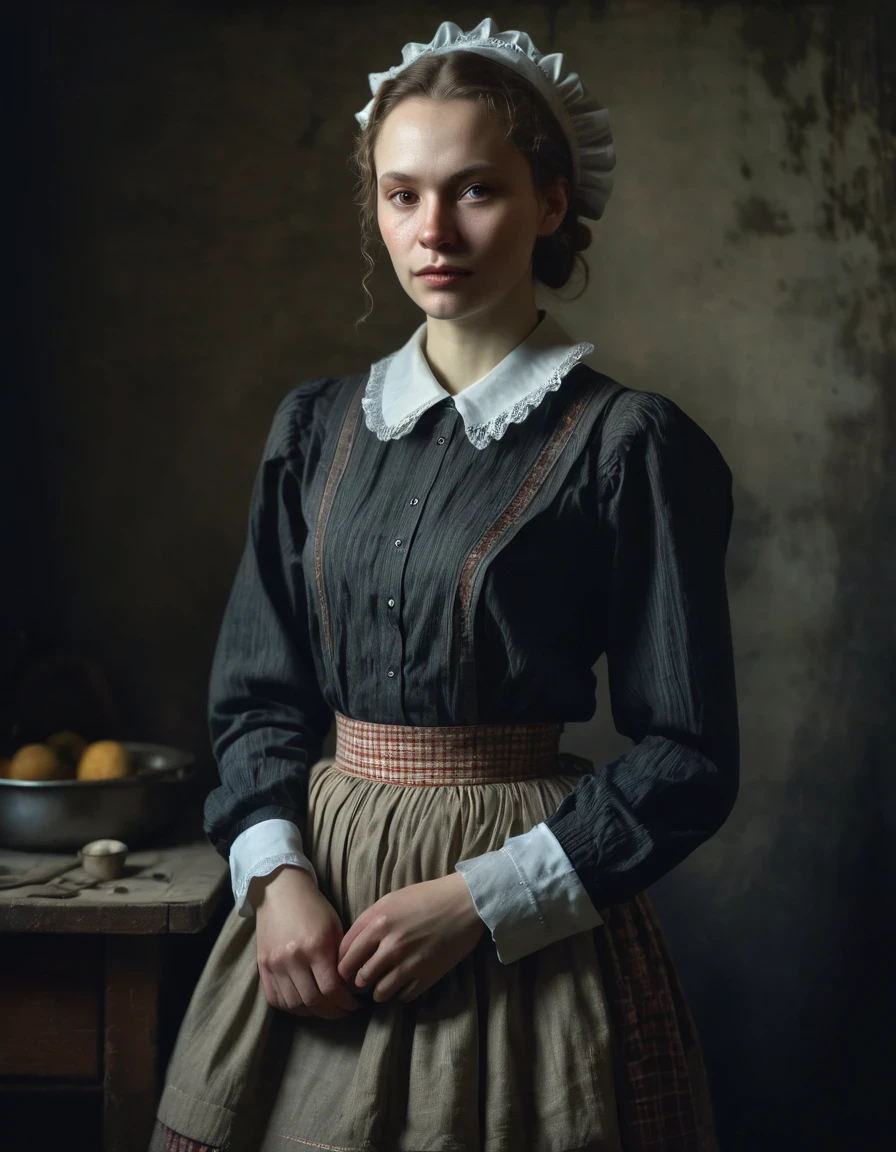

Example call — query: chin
[413,294,465,318]
[412,284,482,315]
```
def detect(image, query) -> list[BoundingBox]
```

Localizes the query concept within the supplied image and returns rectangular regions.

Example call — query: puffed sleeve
[203,381,335,860]
[541,390,740,908]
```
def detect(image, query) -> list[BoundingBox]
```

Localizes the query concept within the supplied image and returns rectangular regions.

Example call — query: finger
[309,955,363,1013]
[337,907,372,962]
[259,965,284,1010]
[370,958,413,1004]
[261,957,307,1014]
[337,924,357,965]
[288,963,352,1021]
[337,923,380,986]
[338,913,380,972]
[396,977,421,1004]
[352,951,386,992]
[272,969,307,1014]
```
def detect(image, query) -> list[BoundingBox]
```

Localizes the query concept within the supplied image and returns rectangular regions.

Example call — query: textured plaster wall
[15,2,894,1147]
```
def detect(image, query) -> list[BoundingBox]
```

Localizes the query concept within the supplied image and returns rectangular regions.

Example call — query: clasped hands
[254,866,486,1019]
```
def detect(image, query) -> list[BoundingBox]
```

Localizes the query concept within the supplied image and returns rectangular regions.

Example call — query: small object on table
[80,838,128,881]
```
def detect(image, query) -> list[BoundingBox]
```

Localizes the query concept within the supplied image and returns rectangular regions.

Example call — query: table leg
[103,934,161,1152]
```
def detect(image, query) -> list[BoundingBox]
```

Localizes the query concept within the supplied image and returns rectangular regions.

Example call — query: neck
[421,283,542,396]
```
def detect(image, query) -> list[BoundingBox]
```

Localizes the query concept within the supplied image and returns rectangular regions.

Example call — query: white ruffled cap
[353,17,616,221]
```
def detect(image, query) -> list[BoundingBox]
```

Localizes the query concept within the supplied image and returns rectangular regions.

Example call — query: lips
[415,268,471,276]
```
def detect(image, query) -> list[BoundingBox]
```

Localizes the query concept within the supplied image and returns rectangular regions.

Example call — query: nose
[418,193,459,250]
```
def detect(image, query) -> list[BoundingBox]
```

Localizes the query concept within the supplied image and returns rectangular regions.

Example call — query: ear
[535,175,570,239]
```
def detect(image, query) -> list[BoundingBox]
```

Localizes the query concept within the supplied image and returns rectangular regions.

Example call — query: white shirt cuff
[454,822,604,964]
[229,818,318,918]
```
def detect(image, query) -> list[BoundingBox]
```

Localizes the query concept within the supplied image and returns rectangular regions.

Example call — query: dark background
[4,1,895,1148]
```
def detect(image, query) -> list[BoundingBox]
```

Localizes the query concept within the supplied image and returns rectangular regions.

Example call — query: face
[373,97,568,323]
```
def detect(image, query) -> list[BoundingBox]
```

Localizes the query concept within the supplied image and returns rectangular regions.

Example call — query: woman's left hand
[336,872,487,1004]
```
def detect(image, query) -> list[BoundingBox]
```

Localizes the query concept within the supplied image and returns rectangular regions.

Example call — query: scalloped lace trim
[361,340,594,449]
[463,341,594,449]
[361,356,436,442]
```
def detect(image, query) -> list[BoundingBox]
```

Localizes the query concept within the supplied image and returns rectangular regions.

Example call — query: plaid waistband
[333,711,564,785]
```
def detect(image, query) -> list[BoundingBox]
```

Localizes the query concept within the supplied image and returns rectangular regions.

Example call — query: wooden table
[0,841,229,1151]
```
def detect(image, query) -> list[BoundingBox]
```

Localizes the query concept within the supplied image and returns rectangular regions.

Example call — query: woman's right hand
[253,864,363,1020]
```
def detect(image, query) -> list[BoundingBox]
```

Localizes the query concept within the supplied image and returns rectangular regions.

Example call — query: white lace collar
[360,309,595,450]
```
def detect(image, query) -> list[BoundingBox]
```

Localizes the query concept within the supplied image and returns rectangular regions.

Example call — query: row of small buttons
[385,413,454,680]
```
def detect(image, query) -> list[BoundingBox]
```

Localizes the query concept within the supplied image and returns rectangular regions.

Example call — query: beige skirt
[155,718,717,1152]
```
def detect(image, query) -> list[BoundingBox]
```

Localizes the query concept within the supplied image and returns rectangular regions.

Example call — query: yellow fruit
[8,744,73,781]
[77,740,132,781]
[45,730,88,769]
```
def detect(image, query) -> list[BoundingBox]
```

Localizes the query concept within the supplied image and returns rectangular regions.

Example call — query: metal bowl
[0,742,197,851]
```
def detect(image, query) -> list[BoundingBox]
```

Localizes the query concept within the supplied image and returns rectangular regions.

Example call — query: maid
[151,17,739,1152]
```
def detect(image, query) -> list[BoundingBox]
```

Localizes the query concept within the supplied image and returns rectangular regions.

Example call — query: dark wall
[9,2,895,1148]
[4,5,55,713]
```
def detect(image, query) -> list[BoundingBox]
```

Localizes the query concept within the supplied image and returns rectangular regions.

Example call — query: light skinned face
[374,97,568,324]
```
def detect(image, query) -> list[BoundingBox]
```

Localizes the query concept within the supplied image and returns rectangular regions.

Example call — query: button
[409,498,419,506]
[394,539,402,547]
[437,436,446,445]
[387,598,395,608]
[387,669,395,677]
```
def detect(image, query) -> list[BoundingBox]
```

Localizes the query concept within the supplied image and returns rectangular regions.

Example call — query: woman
[151,17,738,1152]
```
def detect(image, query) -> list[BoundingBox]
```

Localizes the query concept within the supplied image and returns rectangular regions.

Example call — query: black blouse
[204,361,740,912]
